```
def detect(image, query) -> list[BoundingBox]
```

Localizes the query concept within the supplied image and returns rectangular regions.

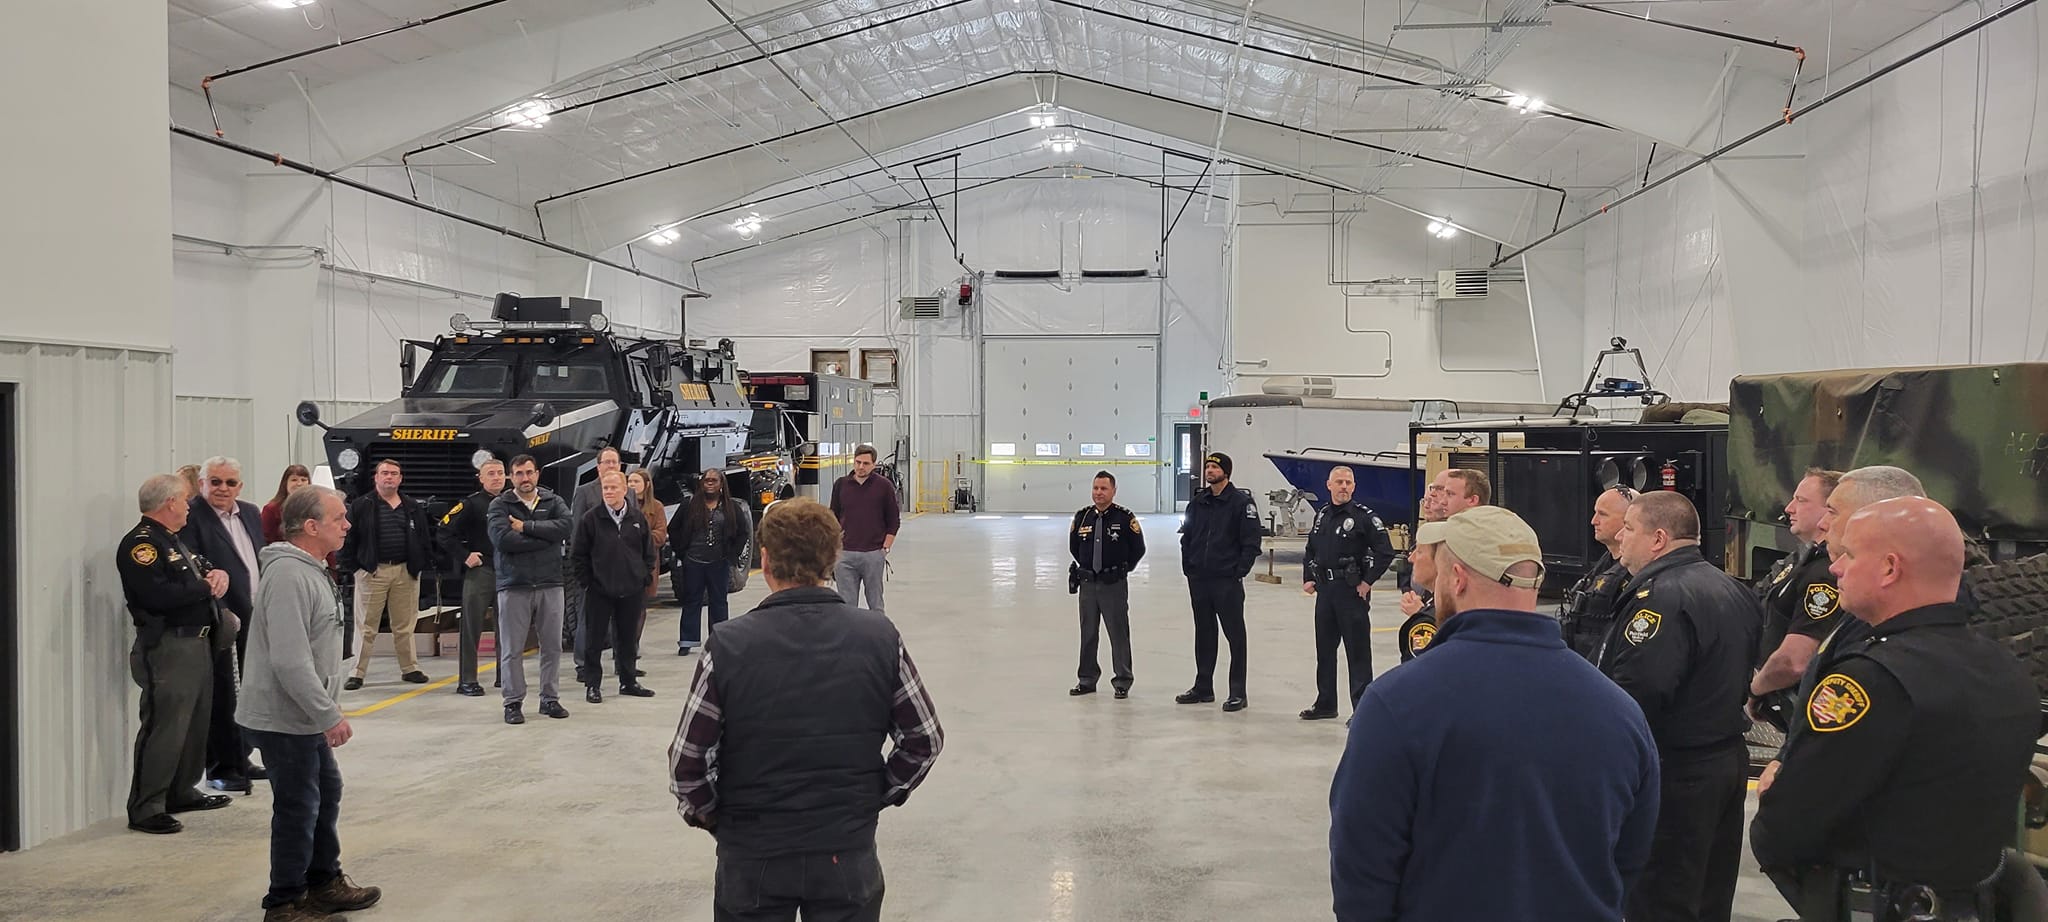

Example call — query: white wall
[0,0,174,849]
[1584,3,2048,401]
[1229,181,1572,404]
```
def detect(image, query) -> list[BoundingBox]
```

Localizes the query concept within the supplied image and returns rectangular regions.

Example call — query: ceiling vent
[898,295,947,320]
[1436,269,1490,300]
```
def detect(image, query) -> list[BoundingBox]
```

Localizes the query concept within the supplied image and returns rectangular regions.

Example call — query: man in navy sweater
[1330,506,1661,922]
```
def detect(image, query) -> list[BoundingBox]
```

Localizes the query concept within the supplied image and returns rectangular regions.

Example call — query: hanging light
[1028,104,1060,129]
[646,228,680,246]
[505,99,552,129]
[1426,219,1458,240]
[267,0,316,8]
[732,213,765,238]
[1043,134,1079,154]
[1503,93,1544,115]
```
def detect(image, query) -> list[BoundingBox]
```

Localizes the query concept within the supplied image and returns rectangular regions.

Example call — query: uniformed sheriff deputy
[120,473,234,835]
[1300,466,1394,720]
[1598,491,1761,922]
[1068,471,1146,698]
[1559,486,1634,661]
[1177,452,1262,712]
[1753,498,2039,921]
[1749,468,1845,733]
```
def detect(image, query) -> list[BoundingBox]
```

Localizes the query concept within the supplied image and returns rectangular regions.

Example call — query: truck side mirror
[400,342,418,394]
[529,402,556,428]
[295,401,327,430]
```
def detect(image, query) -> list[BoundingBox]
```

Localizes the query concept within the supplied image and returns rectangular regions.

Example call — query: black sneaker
[1174,689,1215,704]
[128,814,182,835]
[343,677,363,691]
[619,685,656,698]
[454,682,485,697]
[1069,685,1097,696]
[539,700,570,719]
[1113,688,1130,700]
[503,702,524,725]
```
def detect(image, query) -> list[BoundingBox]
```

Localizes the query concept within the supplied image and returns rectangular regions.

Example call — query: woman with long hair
[260,464,313,544]
[669,467,753,655]
[628,469,666,666]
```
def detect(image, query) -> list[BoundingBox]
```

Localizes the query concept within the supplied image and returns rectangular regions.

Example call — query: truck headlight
[337,448,361,472]
[472,449,496,470]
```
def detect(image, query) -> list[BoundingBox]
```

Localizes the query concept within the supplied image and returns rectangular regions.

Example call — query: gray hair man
[180,455,268,793]
[239,486,382,922]
[119,473,233,834]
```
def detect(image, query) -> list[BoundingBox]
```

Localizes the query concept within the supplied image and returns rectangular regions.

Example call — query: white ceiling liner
[397,0,1641,216]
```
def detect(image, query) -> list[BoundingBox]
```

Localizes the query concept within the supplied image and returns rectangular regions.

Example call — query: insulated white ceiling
[169,0,1967,248]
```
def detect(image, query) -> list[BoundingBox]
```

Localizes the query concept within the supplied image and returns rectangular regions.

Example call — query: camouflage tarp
[1728,364,2048,542]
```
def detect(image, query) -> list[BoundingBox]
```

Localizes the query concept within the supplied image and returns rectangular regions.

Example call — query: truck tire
[1965,555,2048,693]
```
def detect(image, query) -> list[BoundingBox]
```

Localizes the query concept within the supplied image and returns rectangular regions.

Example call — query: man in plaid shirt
[669,498,942,921]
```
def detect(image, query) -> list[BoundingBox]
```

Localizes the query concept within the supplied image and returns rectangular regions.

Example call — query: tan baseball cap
[1414,506,1546,589]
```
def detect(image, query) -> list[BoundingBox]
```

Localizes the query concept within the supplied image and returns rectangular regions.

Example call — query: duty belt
[165,625,212,638]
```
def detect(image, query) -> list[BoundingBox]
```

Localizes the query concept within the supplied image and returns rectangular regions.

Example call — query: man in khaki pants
[339,460,433,689]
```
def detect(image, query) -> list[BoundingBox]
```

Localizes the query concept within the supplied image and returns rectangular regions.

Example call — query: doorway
[1172,421,1205,511]
[1,384,18,851]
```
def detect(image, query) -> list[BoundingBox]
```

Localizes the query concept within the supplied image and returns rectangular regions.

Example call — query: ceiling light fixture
[646,228,680,246]
[1504,94,1545,114]
[1044,134,1079,154]
[1426,219,1459,240]
[732,213,766,239]
[505,99,552,129]
[267,0,316,8]
[1028,104,1061,129]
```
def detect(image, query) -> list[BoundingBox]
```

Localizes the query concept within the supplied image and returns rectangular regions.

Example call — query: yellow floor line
[346,647,535,718]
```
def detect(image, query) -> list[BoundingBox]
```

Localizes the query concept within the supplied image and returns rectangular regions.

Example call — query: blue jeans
[243,727,343,909]
[676,558,730,649]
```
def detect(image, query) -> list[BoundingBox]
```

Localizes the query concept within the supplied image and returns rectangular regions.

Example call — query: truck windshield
[746,409,783,453]
[413,360,513,397]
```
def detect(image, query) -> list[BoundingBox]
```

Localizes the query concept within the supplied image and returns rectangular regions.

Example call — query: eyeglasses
[209,478,240,488]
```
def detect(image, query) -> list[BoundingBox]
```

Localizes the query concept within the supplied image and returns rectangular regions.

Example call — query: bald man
[1599,491,1761,922]
[1558,487,1636,662]
[1751,498,2037,919]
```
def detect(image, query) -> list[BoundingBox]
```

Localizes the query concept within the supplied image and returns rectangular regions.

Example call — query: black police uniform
[1301,500,1394,714]
[1178,480,1262,704]
[118,517,223,825]
[1751,543,1842,731]
[440,489,500,690]
[1558,550,1630,663]
[1397,604,1437,662]
[1068,503,1146,695]
[1752,603,2038,919]
[1596,545,1762,922]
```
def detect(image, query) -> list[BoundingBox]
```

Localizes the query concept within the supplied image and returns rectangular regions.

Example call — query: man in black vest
[1753,497,2038,920]
[668,498,943,921]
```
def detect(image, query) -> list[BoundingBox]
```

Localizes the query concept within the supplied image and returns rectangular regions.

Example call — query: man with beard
[488,455,576,724]
[1176,453,1261,712]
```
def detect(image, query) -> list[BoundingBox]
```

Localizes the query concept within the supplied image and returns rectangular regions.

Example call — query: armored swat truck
[295,294,753,515]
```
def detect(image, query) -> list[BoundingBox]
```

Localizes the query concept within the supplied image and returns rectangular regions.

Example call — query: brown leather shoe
[303,873,382,913]
[261,901,338,922]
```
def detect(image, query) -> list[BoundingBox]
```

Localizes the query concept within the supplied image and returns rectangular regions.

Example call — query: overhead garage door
[983,337,1159,513]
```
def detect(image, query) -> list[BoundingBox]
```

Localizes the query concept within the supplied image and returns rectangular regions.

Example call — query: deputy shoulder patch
[1807,673,1871,732]
[1129,518,1141,534]
[1623,609,1662,645]
[130,543,158,566]
[1408,621,1436,653]
[1803,583,1840,621]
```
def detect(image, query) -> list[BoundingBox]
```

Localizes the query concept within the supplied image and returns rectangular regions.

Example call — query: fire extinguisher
[958,282,974,306]
[1660,459,1678,491]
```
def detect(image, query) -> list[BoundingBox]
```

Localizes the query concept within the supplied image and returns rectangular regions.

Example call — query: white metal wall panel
[983,337,1159,513]
[0,340,174,849]
[172,395,254,472]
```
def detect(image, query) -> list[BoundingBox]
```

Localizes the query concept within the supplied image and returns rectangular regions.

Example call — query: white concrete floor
[0,514,1791,920]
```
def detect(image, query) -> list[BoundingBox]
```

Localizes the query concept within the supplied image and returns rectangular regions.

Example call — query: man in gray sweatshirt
[238,486,382,922]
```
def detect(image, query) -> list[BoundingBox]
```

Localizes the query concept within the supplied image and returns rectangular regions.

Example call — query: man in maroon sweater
[830,445,900,611]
